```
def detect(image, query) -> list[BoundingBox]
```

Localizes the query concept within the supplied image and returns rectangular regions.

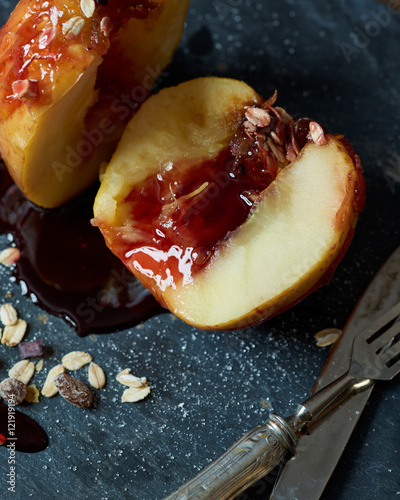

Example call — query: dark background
[0,1,399,499]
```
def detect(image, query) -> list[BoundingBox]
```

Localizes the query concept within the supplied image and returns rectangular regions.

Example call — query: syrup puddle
[0,402,48,453]
[0,162,163,336]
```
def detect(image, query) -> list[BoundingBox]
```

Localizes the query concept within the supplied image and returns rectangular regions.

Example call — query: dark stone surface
[0,1,399,499]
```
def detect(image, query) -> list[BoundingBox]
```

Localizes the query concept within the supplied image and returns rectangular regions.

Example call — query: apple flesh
[0,0,189,208]
[93,77,365,330]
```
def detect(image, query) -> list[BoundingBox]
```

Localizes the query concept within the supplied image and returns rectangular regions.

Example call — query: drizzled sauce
[0,162,162,336]
[110,146,273,294]
[105,115,311,294]
[0,402,48,453]
[0,0,157,116]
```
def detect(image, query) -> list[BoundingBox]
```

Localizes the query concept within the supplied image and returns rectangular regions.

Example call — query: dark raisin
[54,373,94,408]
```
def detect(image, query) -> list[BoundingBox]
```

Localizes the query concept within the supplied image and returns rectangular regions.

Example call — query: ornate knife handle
[163,414,297,500]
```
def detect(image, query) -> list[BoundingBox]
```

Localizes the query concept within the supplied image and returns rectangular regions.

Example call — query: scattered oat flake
[314,327,342,339]
[117,368,147,388]
[41,364,65,397]
[314,328,342,347]
[309,121,327,146]
[19,339,44,359]
[62,351,92,370]
[245,106,271,128]
[25,384,40,403]
[80,0,95,18]
[88,362,106,389]
[0,247,20,266]
[122,385,151,403]
[0,303,18,326]
[1,319,27,346]
[5,292,13,299]
[38,27,56,49]
[9,360,35,385]
[35,359,44,372]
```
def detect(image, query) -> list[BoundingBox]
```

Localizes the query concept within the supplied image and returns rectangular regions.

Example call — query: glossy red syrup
[0,0,156,117]
[109,117,360,297]
[0,1,72,115]
[117,146,274,292]
[0,162,162,336]
[0,401,48,453]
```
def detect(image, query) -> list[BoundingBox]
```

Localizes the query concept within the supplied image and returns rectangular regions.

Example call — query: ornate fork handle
[163,374,371,500]
[163,415,297,500]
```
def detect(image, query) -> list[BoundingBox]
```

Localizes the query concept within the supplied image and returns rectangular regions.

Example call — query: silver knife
[271,245,400,499]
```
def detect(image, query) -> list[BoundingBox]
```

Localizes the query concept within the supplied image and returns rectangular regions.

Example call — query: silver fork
[164,302,400,500]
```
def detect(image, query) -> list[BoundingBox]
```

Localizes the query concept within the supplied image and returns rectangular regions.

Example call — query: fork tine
[369,319,400,353]
[382,338,400,363]
[388,340,400,360]
[377,355,400,380]
[363,302,400,340]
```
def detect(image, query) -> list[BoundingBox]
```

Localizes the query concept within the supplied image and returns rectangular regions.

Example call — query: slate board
[0,1,399,499]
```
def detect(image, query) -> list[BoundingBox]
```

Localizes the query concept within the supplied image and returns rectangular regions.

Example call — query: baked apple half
[93,77,366,330]
[0,0,189,208]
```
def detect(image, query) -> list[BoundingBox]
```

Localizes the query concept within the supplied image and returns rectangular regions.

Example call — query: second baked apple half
[93,77,365,330]
[0,0,189,208]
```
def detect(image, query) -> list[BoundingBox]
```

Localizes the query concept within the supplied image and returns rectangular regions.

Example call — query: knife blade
[270,245,400,499]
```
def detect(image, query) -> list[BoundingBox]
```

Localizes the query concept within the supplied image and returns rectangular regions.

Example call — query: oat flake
[122,385,151,403]
[41,364,65,397]
[9,360,35,385]
[80,0,95,18]
[0,303,18,326]
[62,351,92,370]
